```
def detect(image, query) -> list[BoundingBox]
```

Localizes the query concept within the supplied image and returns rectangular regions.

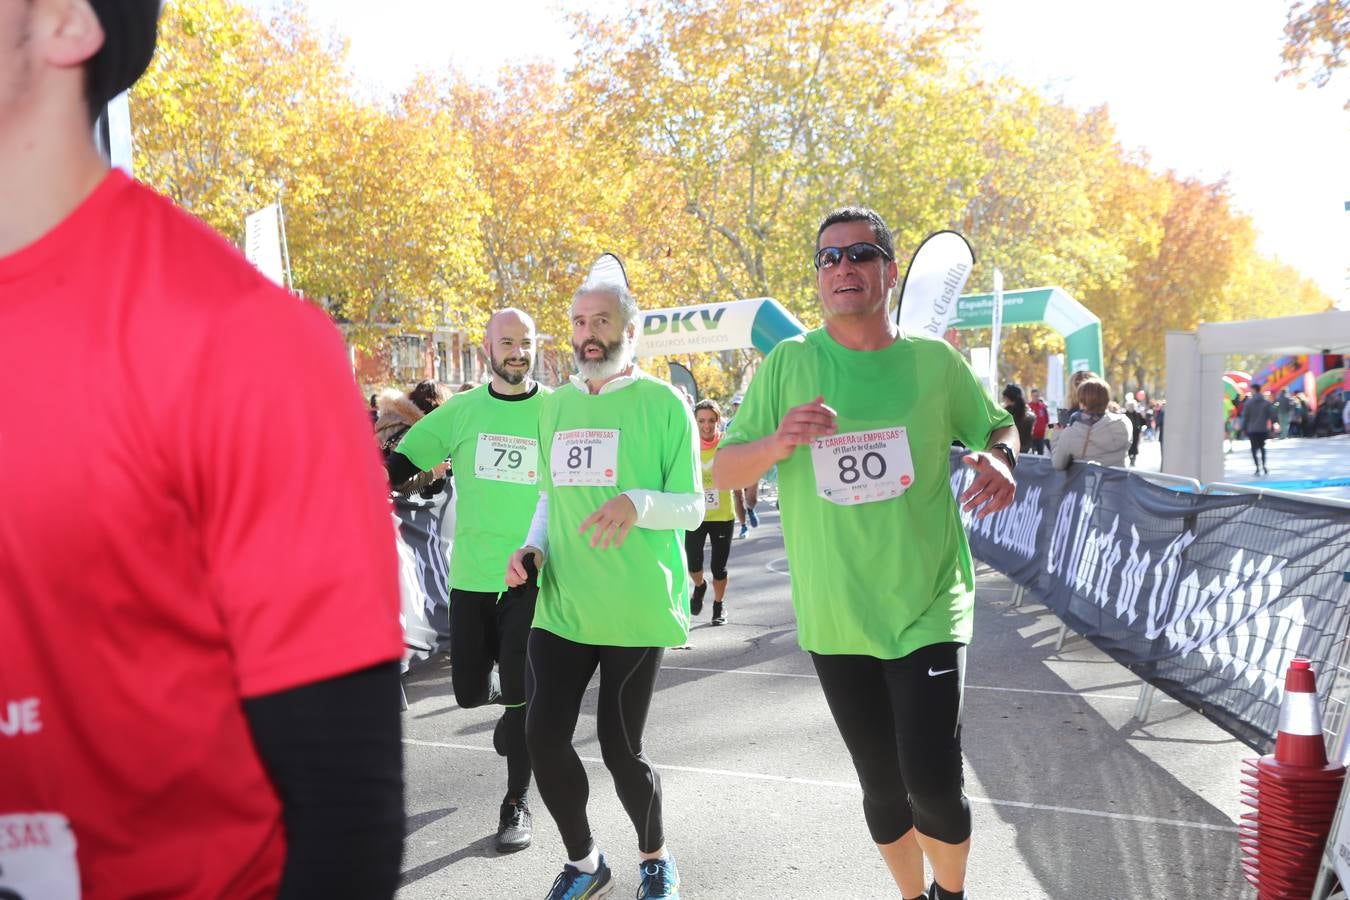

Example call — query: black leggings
[685,520,734,580]
[811,642,970,845]
[1249,431,1268,467]
[525,628,666,859]
[449,581,537,798]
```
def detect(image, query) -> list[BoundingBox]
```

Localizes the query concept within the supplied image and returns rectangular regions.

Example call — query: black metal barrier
[950,451,1350,752]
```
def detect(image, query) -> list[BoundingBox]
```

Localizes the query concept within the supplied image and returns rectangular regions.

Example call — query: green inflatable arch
[947,286,1103,376]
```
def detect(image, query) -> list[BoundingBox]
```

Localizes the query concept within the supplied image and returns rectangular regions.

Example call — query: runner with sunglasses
[505,257,698,900]
[714,207,1017,900]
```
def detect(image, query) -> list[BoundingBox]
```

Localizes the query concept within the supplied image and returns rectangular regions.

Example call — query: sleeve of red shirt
[186,287,403,699]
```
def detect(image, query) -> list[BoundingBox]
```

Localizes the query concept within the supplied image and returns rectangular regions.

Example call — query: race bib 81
[550,429,620,487]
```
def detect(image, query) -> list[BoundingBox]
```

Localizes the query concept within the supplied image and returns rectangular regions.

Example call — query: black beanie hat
[86,0,161,112]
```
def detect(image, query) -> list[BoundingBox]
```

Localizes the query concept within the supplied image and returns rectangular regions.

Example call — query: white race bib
[810,427,915,506]
[703,489,720,510]
[551,429,620,487]
[474,433,539,485]
[0,813,81,899]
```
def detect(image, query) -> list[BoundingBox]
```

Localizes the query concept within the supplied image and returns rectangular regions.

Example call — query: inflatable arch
[948,286,1104,376]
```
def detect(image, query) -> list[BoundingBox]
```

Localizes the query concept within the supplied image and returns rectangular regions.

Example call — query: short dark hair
[408,381,445,414]
[816,207,894,261]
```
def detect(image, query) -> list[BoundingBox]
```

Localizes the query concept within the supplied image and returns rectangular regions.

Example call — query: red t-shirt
[1029,399,1050,438]
[0,172,402,898]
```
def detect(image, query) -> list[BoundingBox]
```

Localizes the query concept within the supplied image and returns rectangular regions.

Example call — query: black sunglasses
[813,242,892,270]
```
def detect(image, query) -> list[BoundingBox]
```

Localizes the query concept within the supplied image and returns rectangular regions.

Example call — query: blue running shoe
[545,854,614,899]
[636,856,679,899]
[747,507,759,528]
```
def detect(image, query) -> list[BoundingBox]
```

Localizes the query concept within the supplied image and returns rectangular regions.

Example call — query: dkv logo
[643,307,727,336]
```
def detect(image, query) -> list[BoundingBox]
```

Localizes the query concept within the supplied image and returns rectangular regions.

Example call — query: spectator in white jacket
[1053,377,1134,470]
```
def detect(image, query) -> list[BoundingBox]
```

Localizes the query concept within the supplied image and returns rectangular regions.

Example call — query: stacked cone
[1239,658,1345,898]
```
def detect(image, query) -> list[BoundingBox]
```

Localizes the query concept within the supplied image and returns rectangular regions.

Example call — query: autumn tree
[1280,0,1349,108]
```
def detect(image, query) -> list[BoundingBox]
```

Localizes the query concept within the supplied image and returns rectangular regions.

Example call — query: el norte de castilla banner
[951,453,1350,751]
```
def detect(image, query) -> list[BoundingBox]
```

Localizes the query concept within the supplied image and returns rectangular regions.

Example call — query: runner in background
[727,397,760,538]
[0,4,403,897]
[686,399,735,626]
[386,309,550,853]
[715,207,1016,900]
[505,261,697,900]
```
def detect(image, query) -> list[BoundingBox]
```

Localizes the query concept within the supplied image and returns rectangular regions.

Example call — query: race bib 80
[810,427,915,506]
[474,433,539,485]
[550,429,620,487]
[0,813,81,899]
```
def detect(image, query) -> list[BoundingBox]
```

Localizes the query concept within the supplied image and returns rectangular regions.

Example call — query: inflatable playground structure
[1222,353,1347,419]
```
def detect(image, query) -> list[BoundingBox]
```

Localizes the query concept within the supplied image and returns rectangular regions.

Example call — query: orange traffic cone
[1238,658,1345,899]
[1274,658,1328,768]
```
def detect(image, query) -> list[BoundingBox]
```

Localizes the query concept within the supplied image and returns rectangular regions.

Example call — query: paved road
[397,505,1254,899]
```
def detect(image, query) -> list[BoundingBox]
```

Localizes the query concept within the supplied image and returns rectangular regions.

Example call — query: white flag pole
[989,268,1004,399]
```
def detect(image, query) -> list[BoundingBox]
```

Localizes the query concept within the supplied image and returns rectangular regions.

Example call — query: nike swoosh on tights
[927,667,958,677]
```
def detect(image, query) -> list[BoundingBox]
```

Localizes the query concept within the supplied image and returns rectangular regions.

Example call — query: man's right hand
[772,396,837,459]
[505,547,543,588]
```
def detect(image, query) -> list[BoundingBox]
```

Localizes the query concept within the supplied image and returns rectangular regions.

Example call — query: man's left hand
[959,452,1016,518]
[579,494,639,549]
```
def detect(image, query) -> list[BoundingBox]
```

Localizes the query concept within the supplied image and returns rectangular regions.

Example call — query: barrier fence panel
[951,452,1350,751]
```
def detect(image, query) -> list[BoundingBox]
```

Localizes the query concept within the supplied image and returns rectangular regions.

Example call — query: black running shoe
[690,582,707,617]
[711,602,726,625]
[497,798,532,853]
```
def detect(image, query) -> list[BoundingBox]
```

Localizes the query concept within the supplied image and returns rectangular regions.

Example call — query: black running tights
[450,582,537,799]
[525,627,665,859]
[811,642,970,845]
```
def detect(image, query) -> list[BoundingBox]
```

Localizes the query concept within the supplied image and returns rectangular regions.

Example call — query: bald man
[387,310,552,852]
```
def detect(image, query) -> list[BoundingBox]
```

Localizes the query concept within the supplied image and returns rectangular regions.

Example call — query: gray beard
[573,337,634,382]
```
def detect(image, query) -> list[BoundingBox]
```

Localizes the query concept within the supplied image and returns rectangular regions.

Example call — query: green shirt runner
[723,328,1012,659]
[535,373,699,648]
[397,383,552,592]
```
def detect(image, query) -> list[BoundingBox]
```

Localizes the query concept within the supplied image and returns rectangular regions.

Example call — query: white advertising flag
[895,230,976,339]
[244,205,286,286]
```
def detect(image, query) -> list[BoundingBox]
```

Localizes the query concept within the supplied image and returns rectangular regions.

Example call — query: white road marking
[765,556,790,575]
[403,738,1233,832]
[659,665,1173,703]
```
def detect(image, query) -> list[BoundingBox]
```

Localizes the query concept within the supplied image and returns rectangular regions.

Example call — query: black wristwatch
[988,442,1017,472]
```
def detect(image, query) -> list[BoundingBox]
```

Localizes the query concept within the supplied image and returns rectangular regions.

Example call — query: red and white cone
[1237,659,1346,898]
[1273,658,1327,768]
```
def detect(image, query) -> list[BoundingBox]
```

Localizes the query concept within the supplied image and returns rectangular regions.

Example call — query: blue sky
[242,0,1350,307]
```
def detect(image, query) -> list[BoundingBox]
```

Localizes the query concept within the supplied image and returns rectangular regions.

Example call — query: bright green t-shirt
[699,441,735,523]
[723,329,1012,659]
[396,383,551,592]
[535,373,698,648]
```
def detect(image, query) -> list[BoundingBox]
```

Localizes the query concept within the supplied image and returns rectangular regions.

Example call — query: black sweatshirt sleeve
[384,449,421,489]
[243,661,405,900]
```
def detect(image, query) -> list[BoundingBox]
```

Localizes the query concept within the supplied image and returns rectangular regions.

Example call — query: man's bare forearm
[713,438,783,490]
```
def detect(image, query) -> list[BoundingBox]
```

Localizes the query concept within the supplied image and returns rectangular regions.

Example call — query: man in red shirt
[0,3,404,898]
[1028,387,1050,455]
